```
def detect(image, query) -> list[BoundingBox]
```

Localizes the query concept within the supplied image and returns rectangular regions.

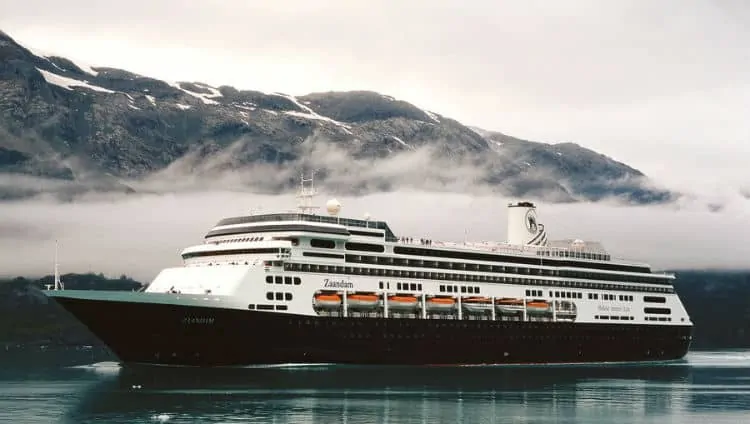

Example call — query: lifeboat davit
[556,308,576,318]
[495,298,524,314]
[426,296,456,312]
[526,300,551,315]
[555,301,577,317]
[313,293,342,309]
[388,295,419,311]
[347,293,379,310]
[462,296,493,313]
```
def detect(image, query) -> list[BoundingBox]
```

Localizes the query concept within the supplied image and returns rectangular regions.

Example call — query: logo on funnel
[525,210,538,233]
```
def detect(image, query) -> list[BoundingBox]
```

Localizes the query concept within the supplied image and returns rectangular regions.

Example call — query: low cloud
[131,134,493,197]
[1,186,748,283]
[2,135,748,282]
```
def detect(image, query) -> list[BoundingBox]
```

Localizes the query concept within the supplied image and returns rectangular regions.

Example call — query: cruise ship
[46,176,693,367]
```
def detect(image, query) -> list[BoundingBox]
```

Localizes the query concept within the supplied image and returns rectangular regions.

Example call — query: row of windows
[345,253,669,286]
[537,249,611,261]
[184,247,280,259]
[216,213,398,241]
[392,245,648,274]
[554,291,582,299]
[215,236,265,244]
[282,262,674,294]
[595,315,635,321]
[440,285,482,294]
[248,304,287,311]
[527,289,543,297]
[265,275,302,285]
[308,237,662,284]
[645,316,672,322]
[399,282,423,291]
[600,294,634,302]
[266,292,293,301]
[376,281,427,292]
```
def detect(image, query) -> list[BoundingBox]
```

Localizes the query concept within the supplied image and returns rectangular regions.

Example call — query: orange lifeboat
[387,295,419,311]
[526,300,551,315]
[347,293,379,310]
[313,293,342,309]
[426,296,456,312]
[462,296,493,313]
[495,298,524,314]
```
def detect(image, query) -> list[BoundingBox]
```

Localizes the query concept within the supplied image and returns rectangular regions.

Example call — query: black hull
[53,296,692,367]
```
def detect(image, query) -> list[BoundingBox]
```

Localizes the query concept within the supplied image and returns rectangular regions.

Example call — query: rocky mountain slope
[0,29,673,203]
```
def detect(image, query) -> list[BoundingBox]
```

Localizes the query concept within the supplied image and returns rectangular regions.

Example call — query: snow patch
[391,136,415,150]
[556,152,563,156]
[468,126,491,138]
[381,94,395,101]
[128,104,141,110]
[262,109,278,115]
[36,68,114,93]
[284,111,354,134]
[169,82,220,105]
[192,83,222,98]
[26,44,99,76]
[273,92,353,134]
[234,103,256,111]
[175,103,191,110]
[146,95,156,105]
[423,110,440,123]
[72,60,99,77]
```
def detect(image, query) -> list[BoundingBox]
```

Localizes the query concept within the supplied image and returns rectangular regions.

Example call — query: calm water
[0,349,748,423]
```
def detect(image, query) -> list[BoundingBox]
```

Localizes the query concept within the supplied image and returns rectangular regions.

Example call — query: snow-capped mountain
[0,29,672,203]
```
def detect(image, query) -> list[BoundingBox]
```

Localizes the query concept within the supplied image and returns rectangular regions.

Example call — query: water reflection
[64,360,738,424]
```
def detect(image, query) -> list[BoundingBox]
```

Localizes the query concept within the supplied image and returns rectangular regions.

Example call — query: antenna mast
[296,171,318,214]
[53,240,63,290]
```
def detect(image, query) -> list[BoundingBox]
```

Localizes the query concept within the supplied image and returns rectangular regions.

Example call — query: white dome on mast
[326,198,342,216]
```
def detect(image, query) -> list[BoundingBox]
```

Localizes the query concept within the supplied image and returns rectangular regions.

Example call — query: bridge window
[345,242,385,253]
[644,307,671,315]
[310,239,336,249]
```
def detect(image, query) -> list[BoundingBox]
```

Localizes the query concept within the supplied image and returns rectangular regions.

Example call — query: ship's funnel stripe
[527,225,547,246]
[528,230,545,245]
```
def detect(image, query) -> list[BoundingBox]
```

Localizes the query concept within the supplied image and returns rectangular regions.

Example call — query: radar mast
[296,172,319,214]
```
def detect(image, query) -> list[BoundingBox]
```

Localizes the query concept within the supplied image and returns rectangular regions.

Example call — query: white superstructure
[136,175,692,329]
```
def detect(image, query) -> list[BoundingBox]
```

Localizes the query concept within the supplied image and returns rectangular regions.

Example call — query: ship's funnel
[507,201,547,246]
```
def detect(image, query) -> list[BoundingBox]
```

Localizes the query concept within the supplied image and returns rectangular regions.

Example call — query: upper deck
[214,213,399,242]
[205,211,664,272]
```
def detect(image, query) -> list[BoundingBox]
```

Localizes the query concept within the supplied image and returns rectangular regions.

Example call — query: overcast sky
[0,1,749,278]
[1,0,748,194]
